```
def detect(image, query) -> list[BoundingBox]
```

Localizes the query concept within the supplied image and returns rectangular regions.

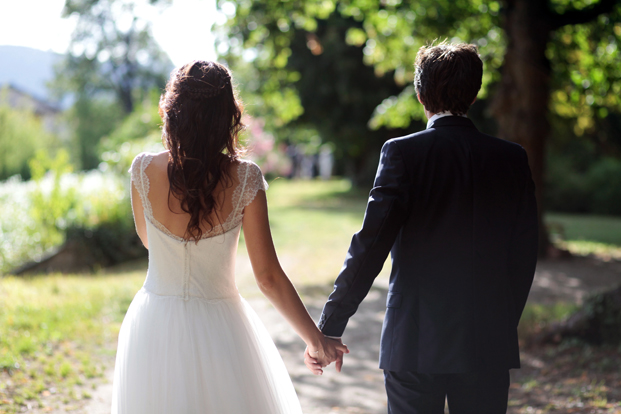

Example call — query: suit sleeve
[508,148,538,324]
[319,140,410,337]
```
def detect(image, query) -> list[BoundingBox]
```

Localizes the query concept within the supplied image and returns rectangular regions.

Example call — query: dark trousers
[384,370,510,414]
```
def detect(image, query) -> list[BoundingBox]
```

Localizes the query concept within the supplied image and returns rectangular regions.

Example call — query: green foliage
[546,153,591,212]
[217,0,505,133]
[28,150,79,254]
[0,99,56,181]
[0,92,166,274]
[546,153,621,215]
[548,9,621,137]
[99,93,162,150]
[337,0,506,129]
[339,0,621,132]
[220,6,424,182]
[65,96,125,170]
[587,157,621,215]
[97,90,165,174]
[0,151,136,274]
[219,0,621,168]
[62,89,165,172]
[50,0,172,175]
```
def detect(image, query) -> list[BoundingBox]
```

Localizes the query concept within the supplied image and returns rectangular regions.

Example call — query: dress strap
[233,162,251,215]
[232,161,268,216]
[129,153,155,220]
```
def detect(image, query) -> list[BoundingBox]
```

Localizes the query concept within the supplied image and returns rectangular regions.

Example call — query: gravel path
[77,256,620,414]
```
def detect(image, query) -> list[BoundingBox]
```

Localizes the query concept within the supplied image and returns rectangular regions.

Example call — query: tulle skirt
[111,288,303,414]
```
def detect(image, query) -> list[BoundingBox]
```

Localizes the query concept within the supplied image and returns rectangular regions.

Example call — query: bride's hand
[305,337,349,375]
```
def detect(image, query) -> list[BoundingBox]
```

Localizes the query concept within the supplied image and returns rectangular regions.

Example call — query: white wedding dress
[111,153,303,414]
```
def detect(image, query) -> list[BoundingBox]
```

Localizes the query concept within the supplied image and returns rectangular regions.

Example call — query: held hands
[304,337,349,375]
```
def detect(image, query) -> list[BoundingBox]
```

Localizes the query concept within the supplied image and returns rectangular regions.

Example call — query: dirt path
[76,256,620,414]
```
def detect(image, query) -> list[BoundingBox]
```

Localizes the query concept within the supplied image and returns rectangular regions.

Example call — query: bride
[111,60,347,413]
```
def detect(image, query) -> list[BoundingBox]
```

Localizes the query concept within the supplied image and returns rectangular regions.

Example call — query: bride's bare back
[131,150,242,245]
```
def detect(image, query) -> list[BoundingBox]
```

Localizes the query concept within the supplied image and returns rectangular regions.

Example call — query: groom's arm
[319,139,410,337]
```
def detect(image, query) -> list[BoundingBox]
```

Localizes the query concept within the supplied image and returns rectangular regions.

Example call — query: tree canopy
[220,0,621,136]
[54,0,173,169]
[56,0,173,114]
[219,0,621,253]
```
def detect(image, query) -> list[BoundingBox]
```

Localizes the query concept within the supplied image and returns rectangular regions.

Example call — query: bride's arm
[242,190,347,370]
[130,181,148,249]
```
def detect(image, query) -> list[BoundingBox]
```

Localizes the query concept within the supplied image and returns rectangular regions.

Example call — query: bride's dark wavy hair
[159,60,245,241]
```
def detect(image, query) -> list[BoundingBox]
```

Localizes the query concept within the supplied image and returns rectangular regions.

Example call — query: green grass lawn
[545,212,621,259]
[545,213,621,245]
[0,271,144,413]
[2,179,621,412]
[237,178,392,289]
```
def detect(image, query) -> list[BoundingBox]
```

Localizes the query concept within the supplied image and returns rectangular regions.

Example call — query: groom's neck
[425,109,468,120]
[424,108,434,120]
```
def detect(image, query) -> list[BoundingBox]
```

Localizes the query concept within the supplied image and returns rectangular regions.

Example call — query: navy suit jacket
[318,116,538,373]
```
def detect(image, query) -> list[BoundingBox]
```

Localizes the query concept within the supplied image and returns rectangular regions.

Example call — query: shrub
[0,99,57,180]
[546,154,621,216]
[0,150,143,274]
[545,154,591,213]
[586,157,621,215]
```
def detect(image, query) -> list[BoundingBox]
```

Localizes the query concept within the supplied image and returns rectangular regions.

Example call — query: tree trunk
[118,83,134,114]
[492,0,552,257]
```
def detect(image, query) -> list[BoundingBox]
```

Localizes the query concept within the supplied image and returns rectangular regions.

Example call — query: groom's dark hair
[414,41,483,116]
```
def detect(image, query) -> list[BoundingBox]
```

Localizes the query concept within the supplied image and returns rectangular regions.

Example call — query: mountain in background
[0,45,63,106]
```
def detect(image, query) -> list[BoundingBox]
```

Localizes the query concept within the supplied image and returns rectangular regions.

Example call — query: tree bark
[492,0,553,257]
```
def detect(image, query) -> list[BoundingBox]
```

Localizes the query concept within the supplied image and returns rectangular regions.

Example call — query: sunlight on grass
[546,213,621,246]
[518,302,579,338]
[560,240,621,261]
[546,213,621,260]
[237,178,391,289]
[0,272,143,412]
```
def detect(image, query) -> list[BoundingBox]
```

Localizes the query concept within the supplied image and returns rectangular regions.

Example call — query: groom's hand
[323,337,347,373]
[334,345,345,373]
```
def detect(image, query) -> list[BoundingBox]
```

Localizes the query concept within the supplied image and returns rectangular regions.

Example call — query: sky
[0,0,220,66]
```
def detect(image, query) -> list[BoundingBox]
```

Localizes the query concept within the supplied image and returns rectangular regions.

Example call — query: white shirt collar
[426,111,467,129]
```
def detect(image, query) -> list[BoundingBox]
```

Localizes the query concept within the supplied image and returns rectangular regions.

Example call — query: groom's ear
[417,92,424,106]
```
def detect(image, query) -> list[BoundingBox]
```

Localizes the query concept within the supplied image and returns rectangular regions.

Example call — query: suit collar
[427,115,478,130]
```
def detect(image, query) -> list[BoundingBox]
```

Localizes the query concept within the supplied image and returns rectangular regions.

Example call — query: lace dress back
[127,152,268,300]
[130,152,268,241]
[111,152,302,414]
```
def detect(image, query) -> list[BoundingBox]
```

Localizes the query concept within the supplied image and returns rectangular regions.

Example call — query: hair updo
[159,60,245,241]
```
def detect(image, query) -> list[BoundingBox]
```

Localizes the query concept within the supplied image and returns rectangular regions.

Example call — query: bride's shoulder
[150,151,170,167]
[129,150,169,172]
[235,158,262,170]
[234,159,264,179]
[234,159,268,191]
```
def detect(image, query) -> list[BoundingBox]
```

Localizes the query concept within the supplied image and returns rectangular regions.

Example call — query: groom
[306,42,538,413]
